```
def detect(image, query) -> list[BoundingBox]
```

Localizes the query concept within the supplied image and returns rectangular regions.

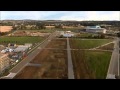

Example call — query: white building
[25,43,32,48]
[61,31,74,37]
[14,45,29,52]
[86,26,107,34]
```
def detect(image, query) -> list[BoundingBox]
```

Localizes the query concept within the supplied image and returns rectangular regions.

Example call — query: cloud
[59,11,119,21]
[85,11,119,20]
[0,11,119,21]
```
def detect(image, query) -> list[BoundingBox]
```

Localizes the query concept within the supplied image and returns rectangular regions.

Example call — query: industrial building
[86,26,107,34]
[0,53,10,74]
[14,45,29,52]
[25,43,32,48]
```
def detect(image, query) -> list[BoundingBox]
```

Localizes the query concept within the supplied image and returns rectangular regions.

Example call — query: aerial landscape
[0,11,120,79]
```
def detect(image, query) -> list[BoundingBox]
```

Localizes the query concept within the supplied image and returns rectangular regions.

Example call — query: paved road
[67,37,75,79]
[8,31,59,78]
[106,37,119,79]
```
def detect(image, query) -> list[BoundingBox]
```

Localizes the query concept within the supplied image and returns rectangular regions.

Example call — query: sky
[0,11,119,21]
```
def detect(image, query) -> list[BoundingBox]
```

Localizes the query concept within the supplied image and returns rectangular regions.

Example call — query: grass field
[77,33,93,38]
[71,50,111,79]
[85,51,111,79]
[0,36,44,44]
[70,39,113,49]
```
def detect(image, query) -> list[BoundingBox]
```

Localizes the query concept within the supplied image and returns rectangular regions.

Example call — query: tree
[20,25,26,30]
[12,25,17,30]
[55,25,62,29]
[100,34,105,39]
[36,23,46,29]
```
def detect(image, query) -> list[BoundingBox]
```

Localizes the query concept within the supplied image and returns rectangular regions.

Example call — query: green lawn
[85,51,111,79]
[0,36,44,44]
[77,33,93,38]
[70,39,113,49]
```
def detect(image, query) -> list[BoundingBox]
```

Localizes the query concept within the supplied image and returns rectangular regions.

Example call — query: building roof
[90,26,100,28]
[87,26,104,29]
[14,45,28,52]
[86,26,106,31]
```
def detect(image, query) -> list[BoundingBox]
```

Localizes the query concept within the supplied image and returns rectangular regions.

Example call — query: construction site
[9,30,51,37]
[13,36,113,79]
[14,39,68,79]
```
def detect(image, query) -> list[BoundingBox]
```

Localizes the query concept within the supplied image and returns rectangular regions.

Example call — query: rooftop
[87,26,101,29]
[14,45,29,52]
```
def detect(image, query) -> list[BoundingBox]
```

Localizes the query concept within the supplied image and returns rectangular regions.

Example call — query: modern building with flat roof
[61,31,74,37]
[86,26,107,34]
[14,45,29,52]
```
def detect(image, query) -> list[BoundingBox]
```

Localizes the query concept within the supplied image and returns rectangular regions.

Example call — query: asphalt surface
[67,37,75,79]
[106,37,119,78]
[9,31,59,78]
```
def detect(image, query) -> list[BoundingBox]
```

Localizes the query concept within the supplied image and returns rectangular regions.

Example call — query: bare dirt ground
[15,66,40,79]
[0,26,13,32]
[14,38,112,79]
[12,30,50,37]
[12,31,27,36]
[14,39,68,79]
[45,39,67,49]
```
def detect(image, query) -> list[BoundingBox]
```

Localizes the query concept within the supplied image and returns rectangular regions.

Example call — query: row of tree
[12,24,64,30]
[1,20,120,26]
